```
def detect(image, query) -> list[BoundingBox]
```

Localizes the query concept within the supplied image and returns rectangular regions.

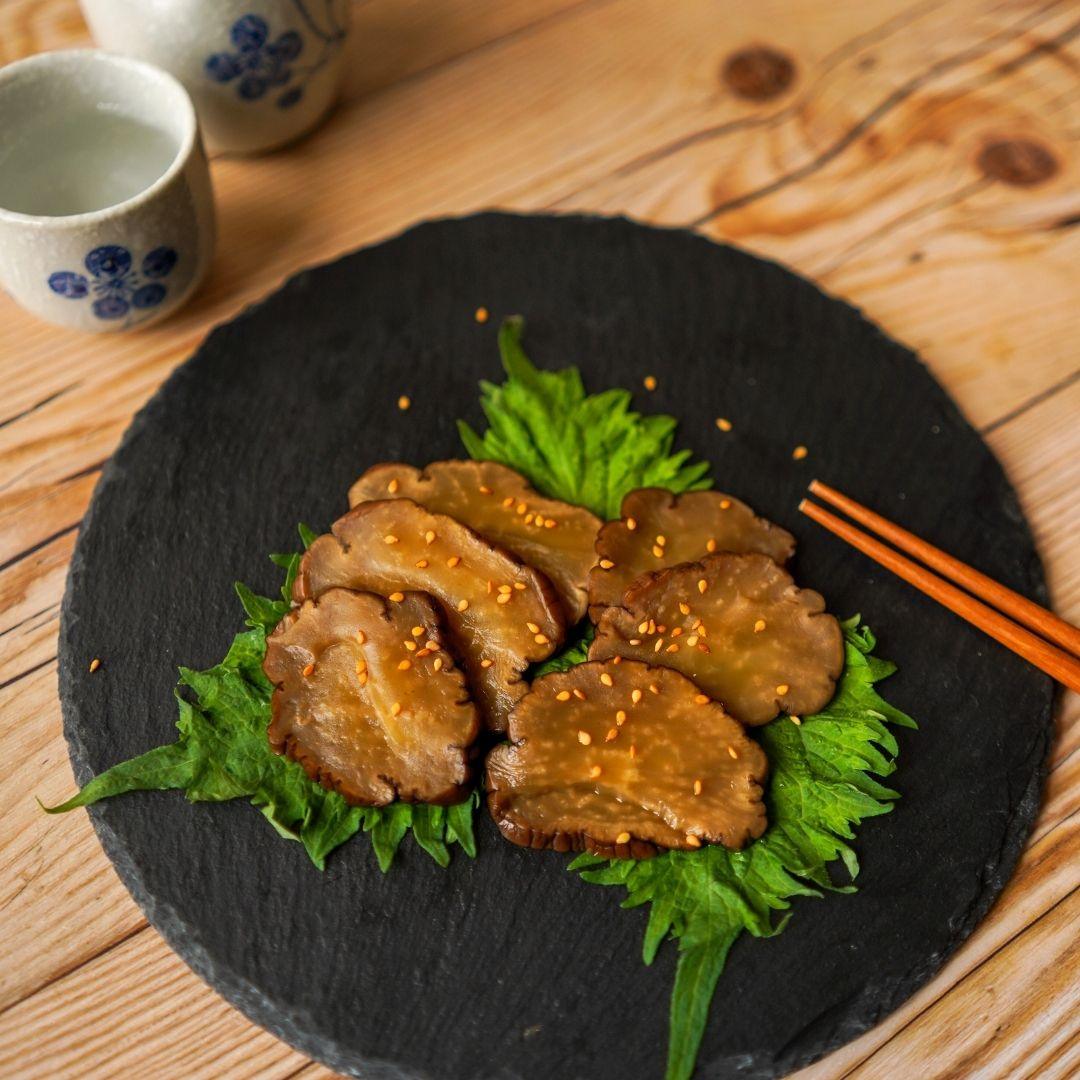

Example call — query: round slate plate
[60,213,1052,1080]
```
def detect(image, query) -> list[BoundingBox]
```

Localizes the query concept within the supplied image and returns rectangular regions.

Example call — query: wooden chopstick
[798,496,1080,694]
[809,479,1080,657]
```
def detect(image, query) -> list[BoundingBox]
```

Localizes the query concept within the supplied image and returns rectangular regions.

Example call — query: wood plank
[552,0,1080,428]
[0,664,146,1011]
[0,927,313,1080]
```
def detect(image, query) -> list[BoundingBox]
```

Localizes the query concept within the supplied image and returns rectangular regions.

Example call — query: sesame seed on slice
[475,306,489,323]
[302,663,315,677]
[411,626,424,637]
[671,627,683,638]
[626,517,637,531]
[720,499,731,510]
[391,702,402,716]
[499,584,512,594]
[727,746,738,759]
[496,593,511,604]
[356,630,366,644]
[446,555,461,568]
[599,559,615,570]
[685,833,702,848]
[698,643,711,653]
[653,639,664,653]
[656,534,666,547]
[612,656,622,665]
[715,417,732,432]
[693,779,702,796]
[606,727,619,742]
[573,688,586,701]
[706,538,717,553]
[426,640,439,651]
[638,621,649,634]
[578,730,592,745]
[643,375,657,391]
[616,831,631,844]
[615,709,627,724]
[516,502,528,515]
[526,621,540,634]
[425,530,436,544]
[652,544,664,558]
[502,496,514,508]
[524,513,535,525]
[357,671,368,687]
[628,638,642,646]
[694,694,710,705]
[513,581,527,591]
[481,658,493,668]
[433,657,443,671]
[479,485,493,495]
[649,683,660,695]
[678,602,690,616]
[687,635,699,646]
[415,558,428,569]
[389,592,405,603]
[754,619,766,633]
[89,658,102,673]
[790,715,802,725]
[416,648,431,658]
[544,519,557,529]
[776,683,789,695]
[656,624,666,634]
[666,643,680,653]
[387,478,400,494]
[404,641,417,652]
[600,672,614,687]
[356,659,366,673]
[398,659,412,671]
[457,599,469,612]
[556,690,571,701]
[631,688,643,704]
[697,578,707,594]
[588,765,603,779]
[384,534,399,545]
[792,445,808,461]
[534,633,549,645]
[397,395,411,411]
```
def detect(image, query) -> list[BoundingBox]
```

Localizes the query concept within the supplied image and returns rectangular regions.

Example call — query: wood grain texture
[0,0,1076,1077]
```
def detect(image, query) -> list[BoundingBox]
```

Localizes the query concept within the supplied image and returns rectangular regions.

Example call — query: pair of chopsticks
[799,481,1080,693]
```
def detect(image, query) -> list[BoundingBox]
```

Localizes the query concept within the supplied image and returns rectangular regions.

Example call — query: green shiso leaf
[457,316,711,520]
[567,620,915,1080]
[45,525,476,874]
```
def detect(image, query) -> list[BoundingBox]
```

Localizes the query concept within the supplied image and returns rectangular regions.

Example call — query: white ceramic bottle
[79,0,351,154]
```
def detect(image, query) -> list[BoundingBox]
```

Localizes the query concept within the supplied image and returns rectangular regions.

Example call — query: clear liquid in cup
[0,107,178,217]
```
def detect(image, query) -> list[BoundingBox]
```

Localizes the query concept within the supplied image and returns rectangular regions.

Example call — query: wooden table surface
[1,1,1077,1077]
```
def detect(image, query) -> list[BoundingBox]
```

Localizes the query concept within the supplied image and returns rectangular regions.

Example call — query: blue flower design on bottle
[204,3,347,110]
[205,15,303,104]
[48,245,179,323]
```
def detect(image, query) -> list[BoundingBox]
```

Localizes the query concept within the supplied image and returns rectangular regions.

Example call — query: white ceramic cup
[80,0,352,154]
[0,49,215,333]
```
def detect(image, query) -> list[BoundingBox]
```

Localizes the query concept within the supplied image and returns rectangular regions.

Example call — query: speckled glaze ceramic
[0,50,215,333]
[80,0,351,154]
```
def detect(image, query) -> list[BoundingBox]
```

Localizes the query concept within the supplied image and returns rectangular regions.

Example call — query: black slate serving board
[59,213,1052,1080]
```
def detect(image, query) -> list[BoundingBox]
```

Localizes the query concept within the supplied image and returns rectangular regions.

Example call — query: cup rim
[0,48,199,229]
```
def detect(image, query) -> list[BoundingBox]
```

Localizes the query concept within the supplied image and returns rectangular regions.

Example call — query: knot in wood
[977,139,1058,187]
[722,46,795,101]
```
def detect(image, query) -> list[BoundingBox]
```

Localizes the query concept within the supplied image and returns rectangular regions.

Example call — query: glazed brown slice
[295,499,565,731]
[588,488,796,617]
[348,460,602,623]
[590,553,843,726]
[487,659,768,858]
[264,588,480,805]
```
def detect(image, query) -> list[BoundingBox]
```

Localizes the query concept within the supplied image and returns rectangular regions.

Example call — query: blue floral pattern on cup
[204,5,347,110]
[48,245,179,322]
